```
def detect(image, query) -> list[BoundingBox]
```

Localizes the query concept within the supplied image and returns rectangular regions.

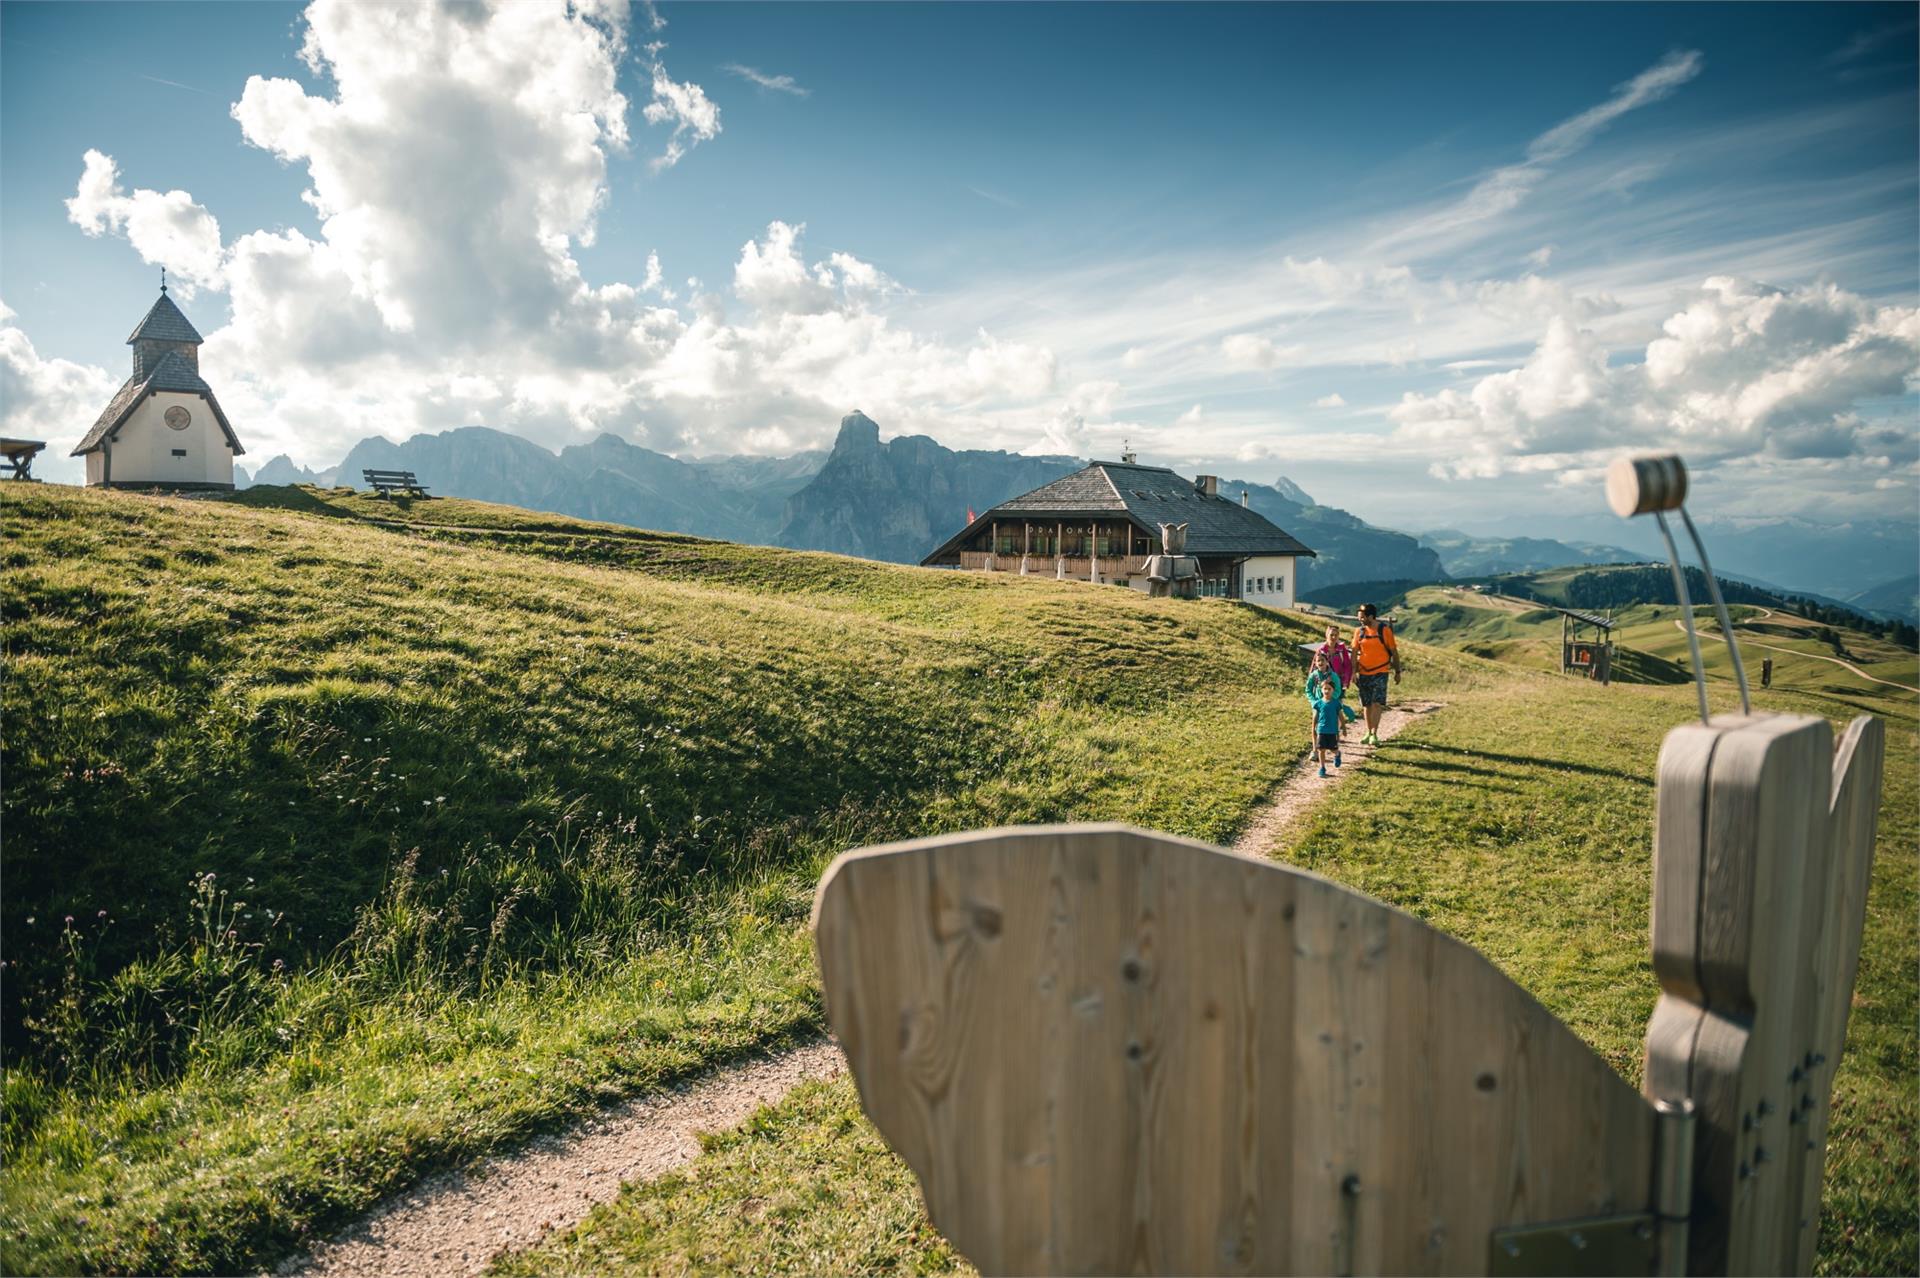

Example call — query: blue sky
[3,1,1915,531]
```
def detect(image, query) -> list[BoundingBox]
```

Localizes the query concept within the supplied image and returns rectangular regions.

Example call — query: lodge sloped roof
[923,460,1316,563]
[71,352,245,457]
[126,293,204,345]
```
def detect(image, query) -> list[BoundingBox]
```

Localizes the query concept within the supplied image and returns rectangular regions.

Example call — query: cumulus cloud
[36,0,1068,471]
[1390,276,1920,479]
[65,150,225,294]
[1222,333,1302,371]
[1312,392,1346,408]
[0,303,119,463]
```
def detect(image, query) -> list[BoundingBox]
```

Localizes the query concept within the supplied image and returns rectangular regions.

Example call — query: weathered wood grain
[815,824,1657,1276]
[1786,716,1885,1273]
[1640,713,1883,1276]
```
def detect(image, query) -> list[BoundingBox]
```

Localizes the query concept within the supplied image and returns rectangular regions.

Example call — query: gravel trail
[278,709,1433,1277]
[1233,698,1445,858]
[274,1041,846,1278]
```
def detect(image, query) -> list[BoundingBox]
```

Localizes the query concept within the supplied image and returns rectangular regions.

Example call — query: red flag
[967,506,977,524]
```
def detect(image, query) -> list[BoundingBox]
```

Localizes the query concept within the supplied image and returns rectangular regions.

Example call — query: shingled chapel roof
[71,352,243,457]
[125,292,204,345]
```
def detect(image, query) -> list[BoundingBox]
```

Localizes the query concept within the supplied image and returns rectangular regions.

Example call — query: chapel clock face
[164,406,192,431]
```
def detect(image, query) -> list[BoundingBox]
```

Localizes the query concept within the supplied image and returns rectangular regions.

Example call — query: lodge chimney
[1241,489,1249,507]
[1195,474,1219,498]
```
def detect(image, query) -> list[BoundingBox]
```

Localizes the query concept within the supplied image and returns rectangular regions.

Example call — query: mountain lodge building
[71,281,244,490]
[921,458,1315,607]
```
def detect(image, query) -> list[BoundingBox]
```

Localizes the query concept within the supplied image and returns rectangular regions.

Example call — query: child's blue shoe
[1318,766,1328,778]
[1335,752,1342,768]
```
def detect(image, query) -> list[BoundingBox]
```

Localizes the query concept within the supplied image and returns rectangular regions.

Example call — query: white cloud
[1222,333,1302,371]
[1312,392,1346,408]
[1382,51,1702,250]
[0,302,119,473]
[64,150,226,294]
[723,64,809,97]
[1390,276,1920,479]
[643,53,721,170]
[34,0,1066,473]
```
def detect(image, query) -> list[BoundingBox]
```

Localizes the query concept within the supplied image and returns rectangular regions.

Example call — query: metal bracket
[1489,1212,1660,1276]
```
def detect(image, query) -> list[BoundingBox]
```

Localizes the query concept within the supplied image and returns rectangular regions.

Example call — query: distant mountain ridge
[239,413,1449,588]
[1227,478,1445,589]
[247,428,826,545]
[1419,529,1646,577]
[776,412,1084,563]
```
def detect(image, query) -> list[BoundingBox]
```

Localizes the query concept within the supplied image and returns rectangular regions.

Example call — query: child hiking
[1318,623,1361,736]
[1305,649,1345,778]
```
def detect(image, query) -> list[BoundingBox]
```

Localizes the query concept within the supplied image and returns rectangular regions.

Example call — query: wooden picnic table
[1,438,46,481]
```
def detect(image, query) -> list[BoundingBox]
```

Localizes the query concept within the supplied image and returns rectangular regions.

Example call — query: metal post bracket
[1489,1211,1660,1276]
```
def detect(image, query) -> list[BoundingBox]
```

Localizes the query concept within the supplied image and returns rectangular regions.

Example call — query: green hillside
[1373,579,1917,709]
[1,485,1912,1276]
[2,483,1363,1273]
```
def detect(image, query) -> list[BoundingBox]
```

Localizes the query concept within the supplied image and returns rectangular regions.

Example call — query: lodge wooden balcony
[959,552,1152,579]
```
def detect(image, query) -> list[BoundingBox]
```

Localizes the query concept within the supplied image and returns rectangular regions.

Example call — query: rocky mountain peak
[835,410,882,452]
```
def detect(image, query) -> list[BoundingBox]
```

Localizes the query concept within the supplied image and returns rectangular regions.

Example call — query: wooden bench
[362,468,430,499]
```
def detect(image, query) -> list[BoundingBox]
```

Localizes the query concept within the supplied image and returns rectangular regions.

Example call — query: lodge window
[171,448,187,457]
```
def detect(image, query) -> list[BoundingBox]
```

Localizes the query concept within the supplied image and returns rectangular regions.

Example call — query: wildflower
[273,958,285,972]
[64,915,74,925]
[97,910,107,918]
[25,916,34,925]
[435,795,445,803]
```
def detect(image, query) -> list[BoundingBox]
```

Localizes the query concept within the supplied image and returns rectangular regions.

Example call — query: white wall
[92,391,235,487]
[1241,555,1297,610]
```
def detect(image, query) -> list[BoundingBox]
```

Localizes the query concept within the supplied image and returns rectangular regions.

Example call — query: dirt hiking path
[1233,699,1445,857]
[1669,619,1915,693]
[274,1041,846,1278]
[279,703,1444,1278]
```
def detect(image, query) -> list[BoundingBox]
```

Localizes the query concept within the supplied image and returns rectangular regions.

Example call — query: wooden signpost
[814,714,1883,1275]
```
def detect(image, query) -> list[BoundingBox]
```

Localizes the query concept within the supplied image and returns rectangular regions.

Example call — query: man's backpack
[1354,621,1396,675]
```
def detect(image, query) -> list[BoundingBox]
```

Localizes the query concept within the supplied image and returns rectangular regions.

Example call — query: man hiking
[1351,602,1400,746]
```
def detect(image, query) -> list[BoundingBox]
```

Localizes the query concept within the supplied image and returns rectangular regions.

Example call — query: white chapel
[72,280,244,489]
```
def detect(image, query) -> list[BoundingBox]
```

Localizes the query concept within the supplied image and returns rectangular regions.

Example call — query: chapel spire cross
[160,266,168,295]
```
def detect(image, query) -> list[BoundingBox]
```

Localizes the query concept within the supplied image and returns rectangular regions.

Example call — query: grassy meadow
[505,657,1918,1278]
[3,482,1354,1274]
[3,484,1913,1275]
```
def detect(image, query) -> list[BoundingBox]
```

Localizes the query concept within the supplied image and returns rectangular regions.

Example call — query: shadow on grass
[1406,741,1653,787]
[231,484,409,526]
[1360,763,1524,795]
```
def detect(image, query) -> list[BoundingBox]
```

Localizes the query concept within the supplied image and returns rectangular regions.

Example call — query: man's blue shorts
[1356,673,1390,707]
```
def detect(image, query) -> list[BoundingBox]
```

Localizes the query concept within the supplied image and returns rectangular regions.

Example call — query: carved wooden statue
[814,713,1883,1276]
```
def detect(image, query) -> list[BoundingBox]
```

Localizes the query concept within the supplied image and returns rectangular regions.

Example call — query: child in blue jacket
[1305,649,1345,778]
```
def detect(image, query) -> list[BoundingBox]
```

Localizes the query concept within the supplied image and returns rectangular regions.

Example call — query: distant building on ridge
[71,280,244,490]
[921,457,1315,607]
